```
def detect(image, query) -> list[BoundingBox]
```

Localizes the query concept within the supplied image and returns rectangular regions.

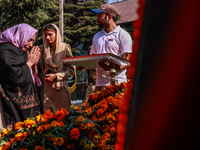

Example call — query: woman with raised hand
[0,23,44,131]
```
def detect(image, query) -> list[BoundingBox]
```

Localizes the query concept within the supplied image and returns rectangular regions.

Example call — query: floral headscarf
[0,23,38,49]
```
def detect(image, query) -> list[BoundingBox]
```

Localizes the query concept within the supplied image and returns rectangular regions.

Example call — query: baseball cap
[92,4,118,18]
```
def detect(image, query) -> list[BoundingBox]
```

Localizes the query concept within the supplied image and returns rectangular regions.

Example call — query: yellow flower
[84,143,95,150]
[2,128,11,136]
[36,115,48,123]
[24,118,36,128]
[15,132,23,141]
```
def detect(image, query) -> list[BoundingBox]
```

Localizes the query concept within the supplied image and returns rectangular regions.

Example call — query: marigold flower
[64,143,74,149]
[85,123,95,129]
[43,124,51,130]
[15,132,23,141]
[70,128,80,140]
[102,132,111,141]
[60,108,69,116]
[3,141,11,149]
[43,109,54,120]
[96,108,104,117]
[24,118,36,128]
[106,115,117,123]
[89,93,98,103]
[55,108,69,121]
[55,109,65,121]
[36,114,48,123]
[102,104,109,111]
[2,128,11,136]
[110,127,116,135]
[52,137,64,146]
[74,106,81,111]
[10,138,15,144]
[36,125,44,133]
[14,121,24,130]
[34,145,46,150]
[50,120,64,127]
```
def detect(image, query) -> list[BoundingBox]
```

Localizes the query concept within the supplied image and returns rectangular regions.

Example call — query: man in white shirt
[91,4,133,91]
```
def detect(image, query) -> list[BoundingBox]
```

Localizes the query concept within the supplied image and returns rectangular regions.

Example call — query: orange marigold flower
[96,108,104,117]
[24,118,36,128]
[36,125,44,133]
[43,124,51,130]
[14,122,24,130]
[36,114,48,123]
[60,108,69,116]
[52,137,64,146]
[15,132,23,141]
[2,128,11,136]
[106,115,117,123]
[3,141,12,149]
[50,120,64,127]
[85,123,95,129]
[64,143,74,149]
[102,104,109,111]
[102,132,111,141]
[70,128,80,140]
[10,138,15,144]
[55,110,65,121]
[110,127,116,135]
[43,109,54,120]
[74,106,81,111]
[110,123,116,127]
[89,93,98,103]
[34,145,46,150]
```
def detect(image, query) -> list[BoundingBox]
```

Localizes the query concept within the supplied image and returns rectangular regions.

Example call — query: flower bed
[0,82,128,150]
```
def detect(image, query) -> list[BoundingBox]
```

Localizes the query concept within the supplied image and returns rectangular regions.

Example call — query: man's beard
[97,20,109,28]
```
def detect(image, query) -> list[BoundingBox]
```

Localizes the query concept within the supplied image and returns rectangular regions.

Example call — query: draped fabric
[41,23,74,111]
[0,42,44,128]
[0,23,38,50]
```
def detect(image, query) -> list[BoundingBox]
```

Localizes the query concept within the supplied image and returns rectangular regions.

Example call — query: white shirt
[91,26,133,86]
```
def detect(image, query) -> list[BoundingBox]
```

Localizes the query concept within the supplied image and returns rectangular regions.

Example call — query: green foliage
[63,0,105,56]
[0,0,58,30]
[0,0,105,56]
